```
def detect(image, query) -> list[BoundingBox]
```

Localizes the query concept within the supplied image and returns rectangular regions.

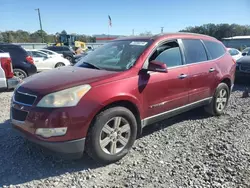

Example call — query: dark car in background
[0,43,37,80]
[44,46,75,64]
[241,47,250,56]
[236,56,250,78]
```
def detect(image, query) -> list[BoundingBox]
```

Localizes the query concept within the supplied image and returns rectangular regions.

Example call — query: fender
[101,94,142,117]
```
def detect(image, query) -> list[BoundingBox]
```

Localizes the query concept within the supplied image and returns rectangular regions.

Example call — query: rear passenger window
[203,40,226,59]
[182,39,208,64]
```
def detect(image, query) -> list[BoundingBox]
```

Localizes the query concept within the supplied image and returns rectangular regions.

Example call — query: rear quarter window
[203,40,226,59]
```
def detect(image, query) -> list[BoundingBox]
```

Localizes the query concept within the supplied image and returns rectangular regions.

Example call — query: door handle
[209,68,215,72]
[179,74,188,79]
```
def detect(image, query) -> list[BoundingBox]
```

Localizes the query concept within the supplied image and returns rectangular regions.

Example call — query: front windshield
[74,40,152,71]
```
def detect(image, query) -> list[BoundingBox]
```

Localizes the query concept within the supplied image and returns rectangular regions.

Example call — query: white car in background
[38,49,64,58]
[26,49,71,72]
[227,48,243,61]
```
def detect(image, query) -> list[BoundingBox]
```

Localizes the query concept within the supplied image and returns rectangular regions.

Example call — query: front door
[31,51,49,71]
[140,40,189,122]
[181,39,217,103]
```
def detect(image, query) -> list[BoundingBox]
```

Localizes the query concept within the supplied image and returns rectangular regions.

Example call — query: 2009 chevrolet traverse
[11,33,236,164]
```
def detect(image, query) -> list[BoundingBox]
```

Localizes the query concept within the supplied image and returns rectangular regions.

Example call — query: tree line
[180,23,250,40]
[140,24,250,41]
[1,24,250,43]
[0,30,96,43]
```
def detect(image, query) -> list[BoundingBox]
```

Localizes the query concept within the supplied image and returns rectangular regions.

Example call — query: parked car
[44,46,75,63]
[0,52,20,90]
[236,56,250,78]
[37,49,64,58]
[227,48,242,61]
[26,49,71,71]
[0,43,37,80]
[241,47,250,56]
[11,33,236,164]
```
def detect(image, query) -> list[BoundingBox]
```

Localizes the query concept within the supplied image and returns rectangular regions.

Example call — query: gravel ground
[0,83,250,188]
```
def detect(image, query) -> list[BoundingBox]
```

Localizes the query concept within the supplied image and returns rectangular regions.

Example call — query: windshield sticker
[130,41,148,46]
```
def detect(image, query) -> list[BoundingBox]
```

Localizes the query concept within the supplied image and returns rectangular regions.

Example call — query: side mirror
[147,60,168,73]
[242,52,247,56]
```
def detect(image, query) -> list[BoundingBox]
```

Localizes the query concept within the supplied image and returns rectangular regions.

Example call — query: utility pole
[132,29,134,36]
[35,8,44,43]
[161,27,164,34]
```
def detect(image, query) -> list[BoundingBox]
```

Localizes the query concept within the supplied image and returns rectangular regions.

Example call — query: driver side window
[149,41,182,68]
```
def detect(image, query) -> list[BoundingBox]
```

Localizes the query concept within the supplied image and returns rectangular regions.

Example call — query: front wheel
[205,83,230,116]
[85,107,137,164]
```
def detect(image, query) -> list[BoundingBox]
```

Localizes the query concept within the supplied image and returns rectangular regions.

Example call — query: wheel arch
[89,97,143,138]
[13,67,28,76]
[220,76,232,91]
[55,62,65,68]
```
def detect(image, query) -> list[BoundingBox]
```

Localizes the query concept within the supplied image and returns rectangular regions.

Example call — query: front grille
[240,64,250,73]
[11,108,28,121]
[14,91,36,106]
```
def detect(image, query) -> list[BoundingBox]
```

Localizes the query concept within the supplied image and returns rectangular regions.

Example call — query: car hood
[237,56,250,64]
[19,66,118,95]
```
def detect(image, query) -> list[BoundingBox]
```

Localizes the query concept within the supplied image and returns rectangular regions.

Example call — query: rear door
[181,39,217,104]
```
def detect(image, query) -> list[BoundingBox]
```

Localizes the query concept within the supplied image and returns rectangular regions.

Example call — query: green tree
[139,31,153,36]
[0,32,3,42]
[180,23,250,40]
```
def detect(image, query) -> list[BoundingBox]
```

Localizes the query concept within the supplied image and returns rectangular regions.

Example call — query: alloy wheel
[216,88,228,111]
[14,70,26,80]
[99,117,131,155]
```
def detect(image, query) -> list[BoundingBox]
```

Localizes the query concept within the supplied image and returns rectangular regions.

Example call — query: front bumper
[7,77,21,89]
[12,123,86,159]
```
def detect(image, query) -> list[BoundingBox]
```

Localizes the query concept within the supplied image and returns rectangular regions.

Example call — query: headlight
[36,127,67,138]
[37,84,91,108]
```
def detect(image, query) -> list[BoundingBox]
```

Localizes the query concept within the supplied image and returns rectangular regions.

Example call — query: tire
[205,83,230,116]
[55,62,65,68]
[85,107,137,164]
[13,69,27,80]
[65,56,73,63]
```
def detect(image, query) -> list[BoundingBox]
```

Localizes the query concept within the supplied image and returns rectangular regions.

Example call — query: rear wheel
[65,56,73,63]
[55,62,65,68]
[13,69,27,80]
[205,83,230,116]
[85,107,137,164]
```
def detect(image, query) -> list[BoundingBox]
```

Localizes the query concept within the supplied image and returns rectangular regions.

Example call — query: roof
[0,43,21,47]
[114,32,217,41]
[222,36,250,40]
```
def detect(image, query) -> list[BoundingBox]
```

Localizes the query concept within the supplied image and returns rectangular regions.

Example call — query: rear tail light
[0,57,14,79]
[26,56,34,64]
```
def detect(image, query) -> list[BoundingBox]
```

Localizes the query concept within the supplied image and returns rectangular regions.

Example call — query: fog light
[35,127,67,138]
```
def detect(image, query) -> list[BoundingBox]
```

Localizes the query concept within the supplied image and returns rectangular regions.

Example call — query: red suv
[11,33,236,164]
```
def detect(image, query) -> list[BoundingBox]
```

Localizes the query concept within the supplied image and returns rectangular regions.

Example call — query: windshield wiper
[82,62,101,70]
